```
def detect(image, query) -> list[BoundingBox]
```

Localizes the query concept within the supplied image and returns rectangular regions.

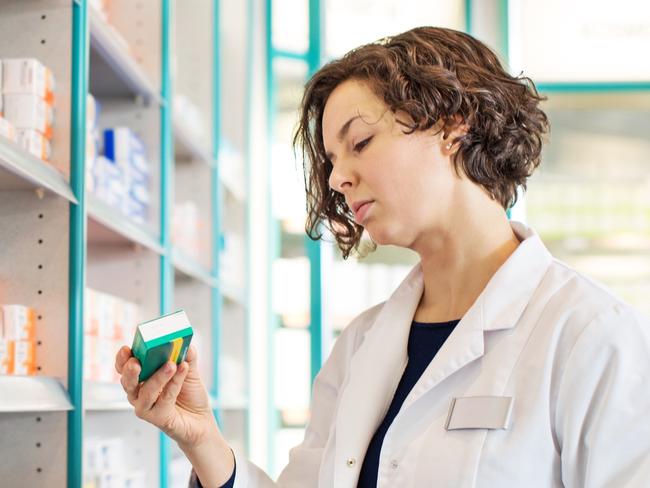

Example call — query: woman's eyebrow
[325,115,362,161]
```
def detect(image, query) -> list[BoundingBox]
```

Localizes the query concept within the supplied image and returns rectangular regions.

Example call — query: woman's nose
[328,161,355,193]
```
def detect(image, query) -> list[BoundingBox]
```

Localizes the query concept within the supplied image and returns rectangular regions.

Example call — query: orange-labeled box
[17,129,51,161]
[1,58,56,104]
[3,94,54,139]
[14,340,35,375]
[0,115,17,142]
[0,339,15,374]
[1,304,36,341]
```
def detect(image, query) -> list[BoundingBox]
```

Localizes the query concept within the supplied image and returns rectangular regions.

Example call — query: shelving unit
[0,1,250,487]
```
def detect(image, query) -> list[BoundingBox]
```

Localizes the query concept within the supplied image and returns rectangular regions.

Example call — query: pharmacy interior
[0,0,648,487]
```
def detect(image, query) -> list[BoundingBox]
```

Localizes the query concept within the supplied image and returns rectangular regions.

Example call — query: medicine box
[131,309,193,382]
[1,58,56,103]
[3,93,54,138]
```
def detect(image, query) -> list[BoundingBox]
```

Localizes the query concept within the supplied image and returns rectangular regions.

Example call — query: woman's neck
[412,201,520,323]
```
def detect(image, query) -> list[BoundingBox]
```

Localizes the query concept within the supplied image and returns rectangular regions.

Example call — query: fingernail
[165,362,174,373]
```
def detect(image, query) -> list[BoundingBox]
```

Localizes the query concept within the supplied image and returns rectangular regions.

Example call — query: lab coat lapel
[333,264,424,487]
[401,221,554,410]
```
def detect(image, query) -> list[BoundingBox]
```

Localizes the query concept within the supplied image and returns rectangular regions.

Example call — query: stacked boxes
[0,60,17,143]
[0,304,37,375]
[0,58,56,162]
[84,437,147,488]
[86,94,100,193]
[90,127,150,225]
[84,288,139,383]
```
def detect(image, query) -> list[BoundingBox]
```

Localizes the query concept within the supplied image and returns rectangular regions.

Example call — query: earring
[446,142,453,150]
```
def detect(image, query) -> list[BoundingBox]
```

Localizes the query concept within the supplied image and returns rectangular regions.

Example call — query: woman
[115,27,650,487]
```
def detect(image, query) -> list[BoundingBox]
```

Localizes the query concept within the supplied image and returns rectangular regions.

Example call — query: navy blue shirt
[357,319,460,488]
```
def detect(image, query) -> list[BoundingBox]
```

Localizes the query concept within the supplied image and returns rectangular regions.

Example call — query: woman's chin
[366,224,404,247]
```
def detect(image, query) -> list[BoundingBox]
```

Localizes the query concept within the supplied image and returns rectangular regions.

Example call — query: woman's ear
[441,116,469,154]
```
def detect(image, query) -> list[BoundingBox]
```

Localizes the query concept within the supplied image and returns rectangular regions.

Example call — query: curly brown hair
[294,26,549,259]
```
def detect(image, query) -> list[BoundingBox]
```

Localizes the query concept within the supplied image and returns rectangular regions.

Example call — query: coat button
[346,457,356,467]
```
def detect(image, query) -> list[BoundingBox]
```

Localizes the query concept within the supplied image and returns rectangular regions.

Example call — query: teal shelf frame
[62,0,249,486]
[159,1,174,486]
[306,0,325,393]
[68,1,89,487]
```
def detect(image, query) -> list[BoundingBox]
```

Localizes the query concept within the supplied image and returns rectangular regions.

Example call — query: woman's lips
[354,201,374,224]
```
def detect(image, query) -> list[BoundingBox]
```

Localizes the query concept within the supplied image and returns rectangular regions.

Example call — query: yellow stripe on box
[169,337,183,363]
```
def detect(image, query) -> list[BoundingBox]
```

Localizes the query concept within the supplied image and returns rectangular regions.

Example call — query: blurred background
[0,0,647,486]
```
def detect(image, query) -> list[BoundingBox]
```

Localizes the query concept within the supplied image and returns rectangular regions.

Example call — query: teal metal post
[464,0,472,34]
[538,82,650,92]
[159,0,174,486]
[212,0,224,428]
[496,0,512,219]
[68,1,89,487]
[305,0,325,386]
[498,0,509,71]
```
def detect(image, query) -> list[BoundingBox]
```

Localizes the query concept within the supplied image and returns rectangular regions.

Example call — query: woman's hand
[115,345,217,450]
[115,346,236,486]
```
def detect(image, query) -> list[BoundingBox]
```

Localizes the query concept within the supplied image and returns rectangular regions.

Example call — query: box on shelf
[1,58,56,103]
[104,127,148,175]
[17,129,51,161]
[0,304,37,376]
[90,128,150,224]
[84,437,147,487]
[84,288,139,383]
[0,338,15,374]
[3,93,54,139]
[86,94,101,192]
[92,155,125,208]
[1,304,36,341]
[14,340,36,375]
[0,115,16,142]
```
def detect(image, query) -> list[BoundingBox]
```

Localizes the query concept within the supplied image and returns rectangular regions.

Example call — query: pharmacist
[115,27,650,487]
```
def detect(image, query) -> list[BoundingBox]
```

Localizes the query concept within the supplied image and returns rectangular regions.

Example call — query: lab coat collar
[474,220,553,332]
[332,221,553,486]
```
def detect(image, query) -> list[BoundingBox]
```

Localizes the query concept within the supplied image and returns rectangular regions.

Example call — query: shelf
[87,194,164,254]
[172,247,218,287]
[173,117,213,165]
[0,376,73,413]
[0,137,77,203]
[84,381,132,411]
[89,6,161,104]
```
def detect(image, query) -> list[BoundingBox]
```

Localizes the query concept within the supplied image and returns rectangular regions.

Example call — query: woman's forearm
[180,425,235,488]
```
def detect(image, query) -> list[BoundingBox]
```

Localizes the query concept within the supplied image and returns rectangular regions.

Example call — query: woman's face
[322,79,463,249]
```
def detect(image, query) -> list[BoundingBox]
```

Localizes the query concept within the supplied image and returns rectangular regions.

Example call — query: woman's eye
[353,136,373,153]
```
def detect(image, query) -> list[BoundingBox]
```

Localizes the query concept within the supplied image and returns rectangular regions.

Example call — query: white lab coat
[223,221,650,487]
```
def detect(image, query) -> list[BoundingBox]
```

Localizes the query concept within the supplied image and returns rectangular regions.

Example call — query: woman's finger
[134,361,177,413]
[184,345,201,374]
[120,358,142,404]
[153,361,189,411]
[114,346,132,375]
